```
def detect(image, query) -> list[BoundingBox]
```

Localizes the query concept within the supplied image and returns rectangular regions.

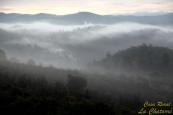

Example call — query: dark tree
[0,49,6,61]
[67,74,87,94]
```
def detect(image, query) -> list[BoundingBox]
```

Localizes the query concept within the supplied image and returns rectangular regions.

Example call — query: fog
[0,21,173,69]
[0,14,173,114]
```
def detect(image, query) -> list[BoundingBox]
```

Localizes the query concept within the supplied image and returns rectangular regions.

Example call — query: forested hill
[0,50,117,115]
[0,48,173,114]
[92,44,173,75]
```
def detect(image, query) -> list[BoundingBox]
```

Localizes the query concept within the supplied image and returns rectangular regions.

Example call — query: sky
[0,0,173,15]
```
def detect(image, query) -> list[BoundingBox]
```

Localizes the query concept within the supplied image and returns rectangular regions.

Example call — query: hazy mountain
[0,12,173,25]
[0,12,173,69]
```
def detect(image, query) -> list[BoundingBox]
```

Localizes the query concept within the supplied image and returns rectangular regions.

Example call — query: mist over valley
[0,12,173,115]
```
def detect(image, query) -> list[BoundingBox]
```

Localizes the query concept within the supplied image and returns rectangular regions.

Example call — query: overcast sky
[0,0,173,15]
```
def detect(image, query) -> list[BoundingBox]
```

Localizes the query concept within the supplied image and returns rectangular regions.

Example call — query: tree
[27,59,36,66]
[0,49,6,61]
[161,53,170,67]
[67,74,87,94]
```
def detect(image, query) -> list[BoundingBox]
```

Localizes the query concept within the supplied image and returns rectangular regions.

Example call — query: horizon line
[1,11,173,16]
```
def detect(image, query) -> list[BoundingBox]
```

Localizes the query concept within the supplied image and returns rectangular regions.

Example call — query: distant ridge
[0,12,173,25]
[66,12,100,16]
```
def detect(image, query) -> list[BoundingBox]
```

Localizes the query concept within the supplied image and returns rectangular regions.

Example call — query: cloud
[0,22,173,69]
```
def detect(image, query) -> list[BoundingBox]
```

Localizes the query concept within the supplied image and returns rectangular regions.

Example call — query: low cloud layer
[0,22,173,69]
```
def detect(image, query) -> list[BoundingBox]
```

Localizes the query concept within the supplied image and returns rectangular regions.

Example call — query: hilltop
[91,44,173,76]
